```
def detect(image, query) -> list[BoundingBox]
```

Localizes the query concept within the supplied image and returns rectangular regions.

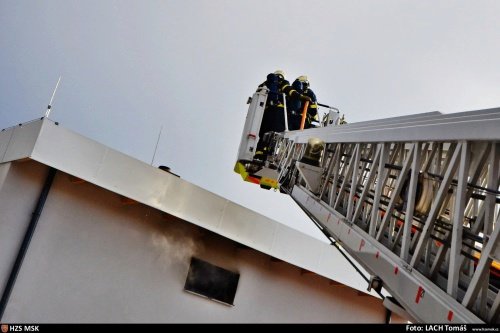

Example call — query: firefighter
[297,75,319,129]
[287,78,305,130]
[255,70,311,159]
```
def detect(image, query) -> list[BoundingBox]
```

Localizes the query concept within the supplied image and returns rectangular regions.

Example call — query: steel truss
[271,108,500,323]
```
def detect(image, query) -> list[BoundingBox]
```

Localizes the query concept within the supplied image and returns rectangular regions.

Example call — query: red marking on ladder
[375,251,379,259]
[415,286,424,304]
[447,310,453,321]
[247,133,256,139]
[359,239,365,251]
[394,266,399,275]
[337,219,340,224]
[327,213,331,222]
[348,229,351,235]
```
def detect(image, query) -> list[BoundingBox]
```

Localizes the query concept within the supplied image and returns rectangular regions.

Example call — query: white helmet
[297,75,309,88]
[297,75,308,82]
[274,70,285,78]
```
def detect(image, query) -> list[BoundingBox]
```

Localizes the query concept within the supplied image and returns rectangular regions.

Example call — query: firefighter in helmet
[287,78,305,130]
[255,70,311,159]
[297,75,319,129]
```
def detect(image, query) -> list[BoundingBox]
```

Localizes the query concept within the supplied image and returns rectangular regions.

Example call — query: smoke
[150,222,203,274]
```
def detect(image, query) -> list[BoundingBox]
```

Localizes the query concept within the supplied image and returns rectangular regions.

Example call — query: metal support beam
[411,143,462,268]
[334,144,358,210]
[462,213,500,308]
[447,141,470,297]
[352,145,381,223]
[487,287,500,323]
[369,143,389,237]
[328,144,342,207]
[401,142,421,262]
[376,144,415,242]
[484,143,499,239]
[347,144,361,220]
[319,144,338,200]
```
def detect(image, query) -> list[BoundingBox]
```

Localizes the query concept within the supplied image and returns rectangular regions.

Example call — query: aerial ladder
[235,88,500,323]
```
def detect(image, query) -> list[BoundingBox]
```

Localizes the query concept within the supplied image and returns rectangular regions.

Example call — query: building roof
[0,118,375,295]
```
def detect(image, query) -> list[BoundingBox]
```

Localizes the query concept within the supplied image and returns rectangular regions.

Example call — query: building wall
[0,161,46,299]
[0,160,391,323]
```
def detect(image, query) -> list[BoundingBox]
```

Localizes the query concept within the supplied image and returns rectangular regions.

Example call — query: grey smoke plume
[150,219,203,274]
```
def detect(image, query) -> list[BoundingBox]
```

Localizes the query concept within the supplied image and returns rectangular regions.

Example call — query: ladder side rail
[284,117,500,144]
[291,185,484,323]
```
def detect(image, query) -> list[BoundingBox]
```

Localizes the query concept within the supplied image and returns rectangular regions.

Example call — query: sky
[1,0,500,241]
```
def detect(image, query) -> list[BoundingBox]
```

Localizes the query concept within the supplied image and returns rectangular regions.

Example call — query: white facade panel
[1,121,42,162]
[219,202,277,251]
[0,129,14,161]
[34,121,108,181]
[0,162,45,296]
[271,223,323,269]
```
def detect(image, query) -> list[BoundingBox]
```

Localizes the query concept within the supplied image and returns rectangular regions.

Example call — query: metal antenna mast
[151,125,163,165]
[45,76,62,118]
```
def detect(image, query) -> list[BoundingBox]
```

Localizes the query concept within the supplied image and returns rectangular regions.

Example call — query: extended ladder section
[269,108,500,323]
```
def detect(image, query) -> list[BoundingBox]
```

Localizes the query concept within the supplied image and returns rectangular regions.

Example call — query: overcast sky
[1,1,500,240]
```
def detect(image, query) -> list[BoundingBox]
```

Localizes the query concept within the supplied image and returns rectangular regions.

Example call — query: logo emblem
[1,324,8,333]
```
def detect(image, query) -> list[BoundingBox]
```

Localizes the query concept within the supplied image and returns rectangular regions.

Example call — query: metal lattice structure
[268,108,500,323]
